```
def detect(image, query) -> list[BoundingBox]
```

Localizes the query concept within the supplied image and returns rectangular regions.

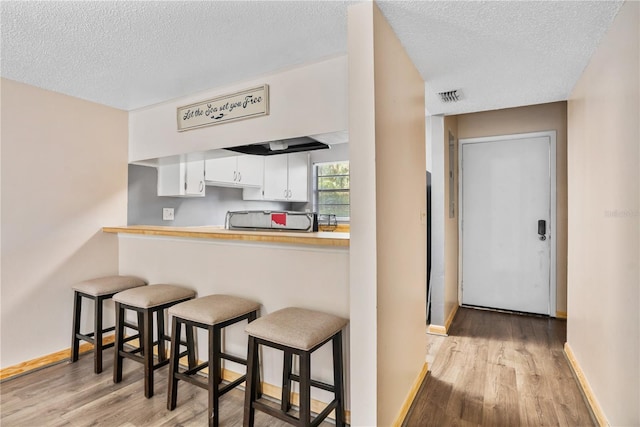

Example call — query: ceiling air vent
[438,90,460,103]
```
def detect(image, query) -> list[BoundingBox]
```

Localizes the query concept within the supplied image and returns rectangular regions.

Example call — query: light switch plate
[163,208,174,221]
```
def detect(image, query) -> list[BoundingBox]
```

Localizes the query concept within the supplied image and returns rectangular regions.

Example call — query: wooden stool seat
[70,275,146,374]
[243,307,348,427]
[113,284,196,398]
[167,295,260,427]
[73,276,147,297]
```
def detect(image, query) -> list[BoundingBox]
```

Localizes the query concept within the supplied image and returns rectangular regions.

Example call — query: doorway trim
[457,131,557,316]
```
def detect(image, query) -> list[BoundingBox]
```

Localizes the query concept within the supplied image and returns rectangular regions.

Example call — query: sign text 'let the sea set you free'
[176,84,269,131]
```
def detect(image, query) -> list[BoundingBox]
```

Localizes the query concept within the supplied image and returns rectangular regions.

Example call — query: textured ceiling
[1,1,623,115]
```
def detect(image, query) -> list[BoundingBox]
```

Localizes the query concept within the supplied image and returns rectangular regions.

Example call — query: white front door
[460,132,555,315]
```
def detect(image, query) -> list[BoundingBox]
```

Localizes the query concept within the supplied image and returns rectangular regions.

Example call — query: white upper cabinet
[205,155,264,188]
[157,155,205,197]
[263,154,289,200]
[204,156,237,183]
[262,153,309,202]
[236,155,264,187]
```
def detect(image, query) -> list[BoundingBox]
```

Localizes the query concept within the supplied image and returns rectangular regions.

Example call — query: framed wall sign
[177,84,269,132]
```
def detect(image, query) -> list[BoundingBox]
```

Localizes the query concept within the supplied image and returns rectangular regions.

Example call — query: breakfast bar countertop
[102,225,350,247]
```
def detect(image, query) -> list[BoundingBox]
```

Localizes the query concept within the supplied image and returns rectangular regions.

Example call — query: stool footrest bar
[174,372,208,390]
[288,374,335,393]
[219,375,246,396]
[253,401,300,425]
[122,322,139,330]
[183,362,208,376]
[220,353,247,366]
[310,400,338,427]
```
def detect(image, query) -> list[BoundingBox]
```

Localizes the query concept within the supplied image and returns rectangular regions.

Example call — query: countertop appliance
[225,210,318,232]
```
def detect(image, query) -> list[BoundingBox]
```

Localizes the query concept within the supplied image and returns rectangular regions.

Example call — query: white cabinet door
[287,153,308,202]
[237,155,264,187]
[205,157,238,184]
[184,159,205,196]
[205,155,263,188]
[157,157,205,197]
[157,162,183,196]
[262,153,309,202]
[263,154,289,201]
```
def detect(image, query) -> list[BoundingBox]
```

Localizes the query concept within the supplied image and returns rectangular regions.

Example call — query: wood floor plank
[481,363,519,427]
[405,308,594,427]
[0,351,333,427]
[446,342,488,424]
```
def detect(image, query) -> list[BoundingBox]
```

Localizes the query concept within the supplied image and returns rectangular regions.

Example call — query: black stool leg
[157,309,167,362]
[137,311,145,356]
[70,292,82,363]
[143,308,155,398]
[246,311,262,399]
[243,336,258,427]
[94,295,104,374]
[281,351,293,412]
[113,302,125,383]
[333,332,345,427]
[209,326,221,427]
[186,324,197,369]
[167,316,181,411]
[299,351,311,427]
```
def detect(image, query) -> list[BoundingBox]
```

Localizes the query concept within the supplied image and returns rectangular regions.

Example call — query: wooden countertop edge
[102,226,350,247]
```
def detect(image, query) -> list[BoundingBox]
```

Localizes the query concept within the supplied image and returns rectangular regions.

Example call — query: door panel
[461,136,551,315]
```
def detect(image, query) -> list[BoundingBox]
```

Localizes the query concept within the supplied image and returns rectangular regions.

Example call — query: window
[315,161,350,219]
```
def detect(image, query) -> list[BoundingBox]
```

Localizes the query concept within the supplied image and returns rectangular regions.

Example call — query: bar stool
[243,307,348,427]
[113,284,196,398]
[70,275,146,374]
[167,295,261,427]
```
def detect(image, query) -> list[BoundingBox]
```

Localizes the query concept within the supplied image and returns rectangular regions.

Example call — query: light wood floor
[0,351,333,427]
[1,308,594,427]
[404,307,594,427]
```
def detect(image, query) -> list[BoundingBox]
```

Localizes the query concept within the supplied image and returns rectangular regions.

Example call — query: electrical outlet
[163,208,175,221]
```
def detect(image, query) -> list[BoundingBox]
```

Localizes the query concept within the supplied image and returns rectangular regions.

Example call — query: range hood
[225,136,330,156]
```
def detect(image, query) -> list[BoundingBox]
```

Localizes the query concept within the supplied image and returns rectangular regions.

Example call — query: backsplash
[127,164,290,226]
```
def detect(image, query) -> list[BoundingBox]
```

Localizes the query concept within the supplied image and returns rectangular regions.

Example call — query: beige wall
[117,235,349,407]
[443,116,459,326]
[566,1,639,425]
[0,78,128,368]
[348,2,427,425]
[456,101,568,314]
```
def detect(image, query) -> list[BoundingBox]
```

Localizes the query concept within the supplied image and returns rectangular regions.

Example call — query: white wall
[129,56,347,162]
[0,78,128,368]
[347,4,378,423]
[566,1,639,425]
[348,3,427,425]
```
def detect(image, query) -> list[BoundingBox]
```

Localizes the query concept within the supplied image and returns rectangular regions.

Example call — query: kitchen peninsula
[103,225,349,247]
[102,224,351,413]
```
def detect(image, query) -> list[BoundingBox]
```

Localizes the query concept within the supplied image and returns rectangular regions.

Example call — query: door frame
[457,131,557,316]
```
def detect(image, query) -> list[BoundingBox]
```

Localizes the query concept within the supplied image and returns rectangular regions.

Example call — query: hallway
[404,308,593,426]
